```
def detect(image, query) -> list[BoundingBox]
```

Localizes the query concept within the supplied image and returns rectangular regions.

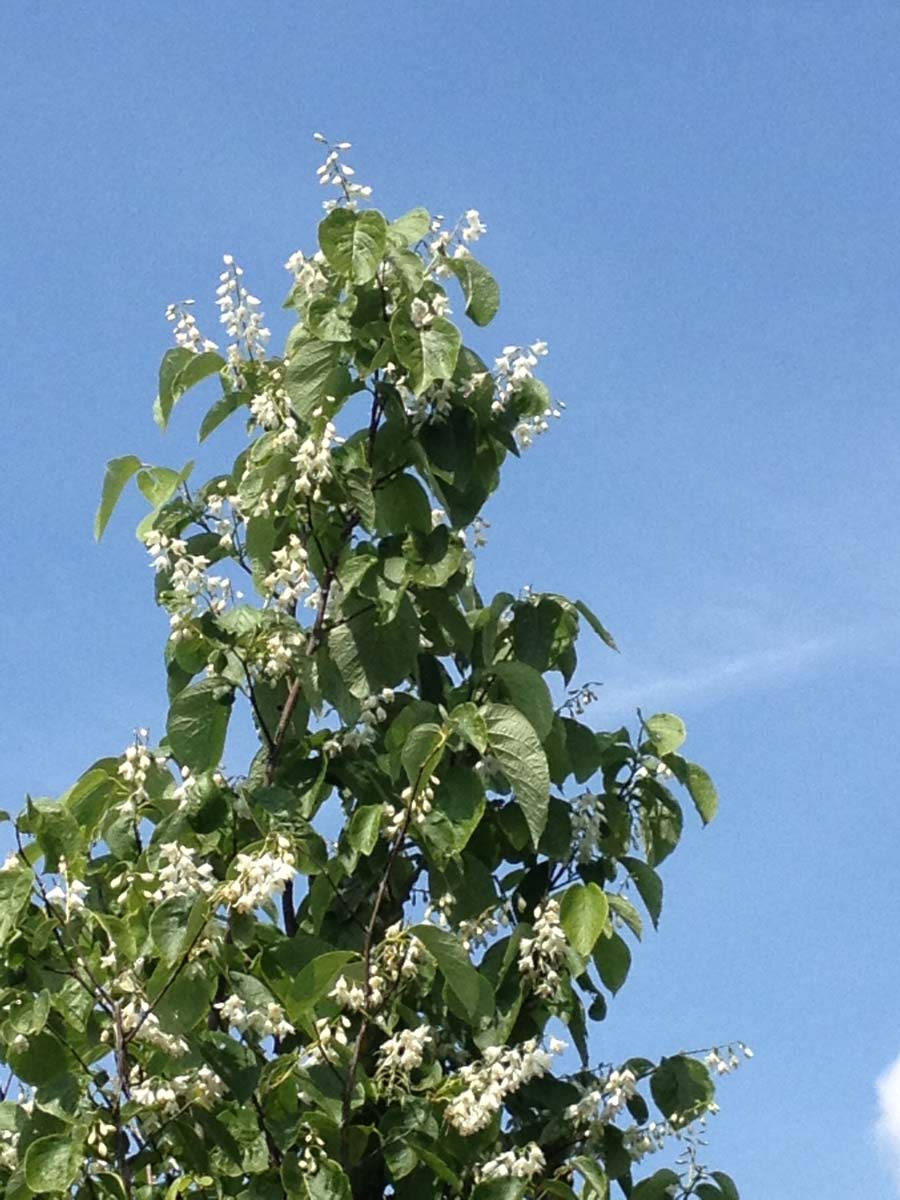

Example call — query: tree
[0,136,748,1200]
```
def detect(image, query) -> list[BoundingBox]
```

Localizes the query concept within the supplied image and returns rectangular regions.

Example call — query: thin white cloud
[597,632,842,715]
[875,1053,900,1187]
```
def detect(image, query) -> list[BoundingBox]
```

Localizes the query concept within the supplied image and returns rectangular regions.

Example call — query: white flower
[518,898,567,999]
[444,1038,565,1135]
[221,835,296,913]
[378,1024,432,1075]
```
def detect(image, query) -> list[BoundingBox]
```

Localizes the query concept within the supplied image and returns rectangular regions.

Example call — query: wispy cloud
[597,632,843,715]
[876,1053,900,1187]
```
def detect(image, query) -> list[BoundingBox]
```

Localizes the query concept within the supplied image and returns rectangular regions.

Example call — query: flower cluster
[216,993,294,1039]
[410,293,451,329]
[303,1014,352,1066]
[165,300,218,354]
[313,133,373,211]
[377,1024,432,1077]
[383,776,438,839]
[220,835,296,913]
[263,534,311,609]
[444,1037,566,1136]
[144,531,232,627]
[259,626,305,680]
[566,1067,639,1129]
[119,997,189,1058]
[705,1043,752,1076]
[284,248,329,303]
[292,413,341,501]
[117,729,167,809]
[518,898,567,999]
[145,841,216,904]
[45,857,88,922]
[216,255,271,363]
[475,1143,545,1184]
[131,1066,225,1117]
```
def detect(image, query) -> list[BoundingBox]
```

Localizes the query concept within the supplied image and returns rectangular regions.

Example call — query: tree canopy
[0,136,747,1200]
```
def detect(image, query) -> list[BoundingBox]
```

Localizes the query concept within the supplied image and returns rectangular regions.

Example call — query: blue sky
[3,2,900,1194]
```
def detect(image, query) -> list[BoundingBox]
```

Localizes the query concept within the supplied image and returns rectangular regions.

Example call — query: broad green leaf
[150,894,206,966]
[685,760,718,825]
[290,951,358,1012]
[560,882,609,956]
[711,1171,741,1199]
[166,678,234,772]
[374,473,432,534]
[643,712,686,756]
[0,866,34,947]
[347,804,382,856]
[571,1157,609,1199]
[289,1158,352,1199]
[488,660,554,740]
[574,599,619,652]
[153,961,215,1032]
[390,308,461,392]
[285,337,343,418]
[156,349,224,429]
[319,209,387,284]
[632,1169,680,1200]
[199,390,246,441]
[593,930,632,994]
[24,1134,82,1193]
[401,722,445,787]
[446,255,500,326]
[483,703,550,845]
[450,702,488,754]
[650,1055,714,1121]
[200,1031,259,1102]
[622,856,663,928]
[389,207,431,246]
[413,923,488,1020]
[94,454,142,540]
[607,892,643,940]
[327,596,419,700]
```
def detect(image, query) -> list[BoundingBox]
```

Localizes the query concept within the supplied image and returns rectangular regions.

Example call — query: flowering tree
[0,137,749,1200]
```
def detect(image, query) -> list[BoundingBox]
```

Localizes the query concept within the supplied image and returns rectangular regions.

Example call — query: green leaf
[450,702,488,754]
[0,865,34,947]
[401,723,445,787]
[389,207,431,246]
[390,309,461,392]
[413,923,488,1020]
[574,599,619,652]
[150,894,206,966]
[711,1171,740,1199]
[650,1055,714,1120]
[560,882,609,956]
[94,454,142,540]
[622,857,663,928]
[607,892,643,940]
[685,761,718,825]
[154,962,215,1032]
[157,349,225,429]
[24,1134,82,1193]
[319,209,387,284]
[631,1169,680,1200]
[374,473,432,534]
[643,712,686,756]
[593,930,632,994]
[483,703,550,845]
[285,338,343,418]
[571,1156,609,1199]
[446,255,500,326]
[347,804,383,856]
[287,1158,352,1199]
[199,390,247,442]
[488,661,554,740]
[289,951,358,1013]
[327,596,419,700]
[166,678,234,772]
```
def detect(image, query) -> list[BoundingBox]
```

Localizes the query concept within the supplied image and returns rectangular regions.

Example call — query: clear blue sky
[3,3,900,1194]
